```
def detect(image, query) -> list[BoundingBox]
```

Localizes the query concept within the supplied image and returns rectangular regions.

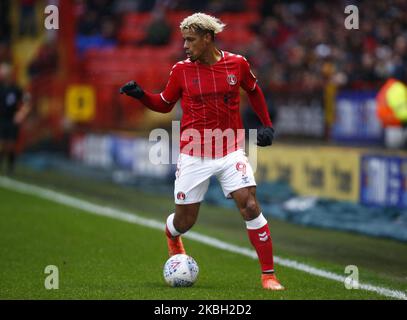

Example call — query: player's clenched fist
[257,126,275,147]
[119,80,145,99]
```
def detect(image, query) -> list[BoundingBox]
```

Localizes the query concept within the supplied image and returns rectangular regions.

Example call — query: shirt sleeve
[247,85,273,127]
[161,64,182,104]
[240,57,258,92]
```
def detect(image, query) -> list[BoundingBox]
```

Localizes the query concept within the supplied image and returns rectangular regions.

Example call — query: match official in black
[0,63,31,175]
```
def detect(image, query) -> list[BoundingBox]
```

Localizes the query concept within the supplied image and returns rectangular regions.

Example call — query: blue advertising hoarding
[332,91,383,145]
[360,155,407,208]
[111,136,135,170]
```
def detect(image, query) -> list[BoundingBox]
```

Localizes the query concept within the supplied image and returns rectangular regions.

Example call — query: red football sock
[247,216,274,273]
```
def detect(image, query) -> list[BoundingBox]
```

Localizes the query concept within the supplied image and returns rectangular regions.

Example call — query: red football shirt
[160,50,258,158]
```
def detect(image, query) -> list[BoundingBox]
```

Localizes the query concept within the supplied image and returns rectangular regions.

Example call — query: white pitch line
[0,176,406,300]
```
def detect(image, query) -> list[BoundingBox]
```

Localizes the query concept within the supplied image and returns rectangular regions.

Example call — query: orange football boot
[261,273,285,290]
[165,227,186,256]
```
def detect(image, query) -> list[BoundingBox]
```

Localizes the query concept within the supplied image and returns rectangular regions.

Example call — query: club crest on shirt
[177,192,186,200]
[227,74,237,85]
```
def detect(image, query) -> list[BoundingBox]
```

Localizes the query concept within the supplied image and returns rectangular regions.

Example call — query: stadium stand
[3,0,406,137]
[2,0,407,245]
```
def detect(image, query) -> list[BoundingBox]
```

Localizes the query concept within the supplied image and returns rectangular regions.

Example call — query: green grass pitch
[0,168,406,299]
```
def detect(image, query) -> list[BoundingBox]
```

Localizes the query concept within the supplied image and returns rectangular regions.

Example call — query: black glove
[257,126,275,147]
[119,80,144,99]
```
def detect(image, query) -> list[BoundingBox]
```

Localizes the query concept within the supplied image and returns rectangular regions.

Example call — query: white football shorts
[174,149,256,204]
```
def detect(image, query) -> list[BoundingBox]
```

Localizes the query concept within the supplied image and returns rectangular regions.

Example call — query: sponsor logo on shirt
[190,91,238,104]
[192,78,199,87]
[223,93,233,104]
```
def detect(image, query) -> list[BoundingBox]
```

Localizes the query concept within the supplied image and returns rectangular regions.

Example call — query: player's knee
[240,199,259,220]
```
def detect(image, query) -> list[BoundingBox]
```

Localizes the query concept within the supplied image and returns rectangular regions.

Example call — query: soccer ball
[163,254,199,287]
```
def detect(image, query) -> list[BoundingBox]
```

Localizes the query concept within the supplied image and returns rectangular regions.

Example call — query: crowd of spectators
[75,0,250,47]
[246,0,407,92]
[74,0,407,93]
[0,0,403,143]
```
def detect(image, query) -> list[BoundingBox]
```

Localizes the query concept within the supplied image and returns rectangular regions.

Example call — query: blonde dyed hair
[180,12,226,35]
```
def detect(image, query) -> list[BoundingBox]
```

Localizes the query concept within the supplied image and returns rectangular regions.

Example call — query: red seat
[220,12,260,27]
[118,13,152,44]
[123,12,152,25]
[118,28,146,44]
[168,11,192,28]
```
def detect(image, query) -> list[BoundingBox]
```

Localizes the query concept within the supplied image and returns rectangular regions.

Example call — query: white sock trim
[245,213,268,230]
[166,213,181,237]
[263,269,275,274]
